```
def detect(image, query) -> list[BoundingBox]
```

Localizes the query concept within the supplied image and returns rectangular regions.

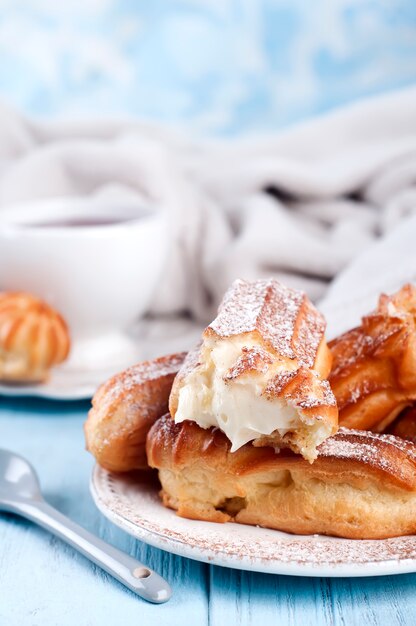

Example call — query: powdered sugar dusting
[335,427,416,461]
[209,279,325,368]
[264,368,337,409]
[293,298,326,370]
[264,369,298,396]
[318,427,416,481]
[225,346,273,380]
[329,284,416,379]
[329,326,399,378]
[290,371,337,410]
[103,352,186,402]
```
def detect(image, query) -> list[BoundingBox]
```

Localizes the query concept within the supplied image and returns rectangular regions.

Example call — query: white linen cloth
[1,87,416,350]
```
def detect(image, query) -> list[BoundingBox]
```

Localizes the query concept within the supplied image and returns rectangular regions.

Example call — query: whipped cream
[174,337,301,451]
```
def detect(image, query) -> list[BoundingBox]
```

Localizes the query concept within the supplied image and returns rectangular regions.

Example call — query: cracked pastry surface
[170,278,337,462]
[0,291,70,382]
[147,414,416,539]
[330,284,416,433]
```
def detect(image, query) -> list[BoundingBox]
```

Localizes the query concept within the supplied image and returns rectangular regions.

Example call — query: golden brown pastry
[85,352,186,471]
[147,414,416,539]
[0,291,70,382]
[170,278,337,462]
[388,405,416,444]
[329,284,416,432]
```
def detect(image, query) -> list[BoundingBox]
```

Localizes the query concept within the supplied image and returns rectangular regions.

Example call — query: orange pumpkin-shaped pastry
[0,292,70,382]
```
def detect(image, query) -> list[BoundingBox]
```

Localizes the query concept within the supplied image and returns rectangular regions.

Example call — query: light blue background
[0,0,415,134]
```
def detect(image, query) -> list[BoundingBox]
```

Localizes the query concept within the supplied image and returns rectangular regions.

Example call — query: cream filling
[174,337,301,452]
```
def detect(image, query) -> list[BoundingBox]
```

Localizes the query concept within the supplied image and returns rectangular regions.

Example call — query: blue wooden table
[1,396,415,626]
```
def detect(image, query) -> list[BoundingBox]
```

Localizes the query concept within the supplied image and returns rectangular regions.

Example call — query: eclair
[147,414,416,539]
[85,352,186,471]
[330,284,416,432]
[170,279,338,461]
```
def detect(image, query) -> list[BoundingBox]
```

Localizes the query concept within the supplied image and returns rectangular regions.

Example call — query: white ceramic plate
[0,362,116,400]
[91,465,416,578]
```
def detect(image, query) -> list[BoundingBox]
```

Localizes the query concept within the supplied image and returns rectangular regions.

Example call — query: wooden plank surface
[1,396,415,626]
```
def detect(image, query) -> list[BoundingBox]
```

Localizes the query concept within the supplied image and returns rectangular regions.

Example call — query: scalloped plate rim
[90,464,416,578]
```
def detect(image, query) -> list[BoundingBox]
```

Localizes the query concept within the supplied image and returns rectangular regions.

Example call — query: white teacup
[0,197,168,368]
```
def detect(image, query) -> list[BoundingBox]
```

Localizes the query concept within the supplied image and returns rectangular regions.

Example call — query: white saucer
[90,465,416,578]
[0,332,144,400]
[0,319,202,400]
[0,364,116,400]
